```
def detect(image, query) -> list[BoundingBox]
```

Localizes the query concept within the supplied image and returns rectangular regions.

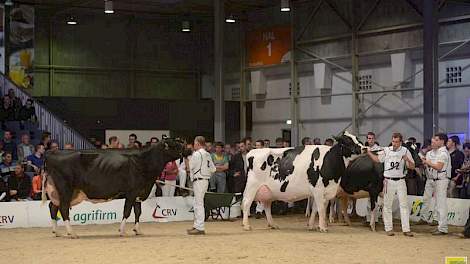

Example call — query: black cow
[42,139,185,238]
[337,142,423,231]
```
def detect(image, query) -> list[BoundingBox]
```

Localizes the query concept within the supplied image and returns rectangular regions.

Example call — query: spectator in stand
[7,89,22,110]
[0,141,4,163]
[210,142,229,193]
[49,141,59,152]
[31,172,44,200]
[17,133,34,162]
[447,135,465,198]
[0,152,16,182]
[127,133,137,148]
[63,143,74,150]
[135,141,142,149]
[0,177,7,202]
[255,139,265,149]
[282,139,290,148]
[275,137,283,148]
[0,96,16,125]
[264,139,271,148]
[244,137,253,152]
[313,138,321,145]
[206,141,214,153]
[18,99,37,129]
[324,138,334,146]
[365,132,380,150]
[229,140,248,194]
[108,136,120,149]
[41,132,51,150]
[224,143,234,161]
[93,140,102,149]
[455,143,470,199]
[160,160,178,197]
[301,137,312,146]
[2,130,17,160]
[8,164,31,201]
[26,144,45,174]
[150,137,159,145]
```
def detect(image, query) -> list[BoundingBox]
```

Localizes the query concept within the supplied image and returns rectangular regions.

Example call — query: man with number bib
[368,133,415,237]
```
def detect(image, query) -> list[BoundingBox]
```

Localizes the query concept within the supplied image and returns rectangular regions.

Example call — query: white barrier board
[356,195,470,226]
[0,197,241,229]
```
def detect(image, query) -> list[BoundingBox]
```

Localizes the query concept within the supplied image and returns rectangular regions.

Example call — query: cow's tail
[41,171,48,205]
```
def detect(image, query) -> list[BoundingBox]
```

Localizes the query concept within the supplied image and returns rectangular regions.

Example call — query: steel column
[423,0,439,139]
[290,2,299,146]
[214,0,225,142]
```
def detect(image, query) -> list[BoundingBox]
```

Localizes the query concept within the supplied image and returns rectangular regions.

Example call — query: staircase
[0,73,95,150]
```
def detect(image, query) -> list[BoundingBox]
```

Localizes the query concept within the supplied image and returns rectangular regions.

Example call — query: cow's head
[161,138,186,161]
[334,131,365,157]
[404,141,423,167]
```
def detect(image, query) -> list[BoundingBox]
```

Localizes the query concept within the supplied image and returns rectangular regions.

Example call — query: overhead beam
[296,0,324,41]
[357,0,382,30]
[324,0,352,29]
[405,0,423,16]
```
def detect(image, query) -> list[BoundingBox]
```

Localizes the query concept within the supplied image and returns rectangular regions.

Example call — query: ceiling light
[225,14,236,23]
[4,0,13,6]
[181,20,191,32]
[66,15,77,25]
[105,0,114,14]
[286,119,292,125]
[281,0,290,12]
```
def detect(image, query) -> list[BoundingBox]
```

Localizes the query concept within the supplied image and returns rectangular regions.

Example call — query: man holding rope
[187,136,216,235]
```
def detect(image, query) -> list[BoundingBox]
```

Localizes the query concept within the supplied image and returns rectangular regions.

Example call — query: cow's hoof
[318,227,328,233]
[52,231,61,237]
[329,217,335,223]
[268,224,279,230]
[67,233,79,239]
[133,229,144,236]
[307,226,317,231]
[370,226,376,232]
[243,225,252,231]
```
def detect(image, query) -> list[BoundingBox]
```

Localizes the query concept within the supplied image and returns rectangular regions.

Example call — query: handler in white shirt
[368,132,415,237]
[187,136,216,235]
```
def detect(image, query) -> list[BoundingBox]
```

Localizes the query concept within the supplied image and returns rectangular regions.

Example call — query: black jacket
[229,152,247,193]
[450,149,465,179]
[8,175,31,200]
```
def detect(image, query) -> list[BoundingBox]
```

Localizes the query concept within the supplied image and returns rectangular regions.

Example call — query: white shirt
[378,146,414,178]
[189,148,216,180]
[425,146,451,180]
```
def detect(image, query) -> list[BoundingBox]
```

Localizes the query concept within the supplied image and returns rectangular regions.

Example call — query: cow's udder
[255,185,273,202]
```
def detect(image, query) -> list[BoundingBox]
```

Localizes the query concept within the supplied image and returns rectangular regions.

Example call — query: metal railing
[0,73,95,150]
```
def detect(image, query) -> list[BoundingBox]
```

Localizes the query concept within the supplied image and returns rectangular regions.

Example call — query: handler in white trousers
[368,132,415,237]
[418,133,451,235]
[187,136,216,235]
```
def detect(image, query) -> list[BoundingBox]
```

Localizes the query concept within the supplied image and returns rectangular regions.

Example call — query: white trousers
[420,179,449,233]
[178,169,187,188]
[193,179,208,231]
[161,180,176,197]
[383,179,410,232]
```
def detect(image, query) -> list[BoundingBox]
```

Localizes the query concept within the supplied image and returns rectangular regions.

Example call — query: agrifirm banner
[356,195,470,226]
[0,196,241,229]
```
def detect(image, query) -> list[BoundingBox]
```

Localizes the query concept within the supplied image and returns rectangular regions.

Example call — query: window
[359,75,372,91]
[446,66,462,84]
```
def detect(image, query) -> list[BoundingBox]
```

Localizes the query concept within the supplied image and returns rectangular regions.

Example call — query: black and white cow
[336,141,423,231]
[42,139,185,238]
[242,131,364,232]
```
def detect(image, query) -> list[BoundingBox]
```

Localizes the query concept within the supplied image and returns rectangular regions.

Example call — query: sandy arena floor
[1,215,468,264]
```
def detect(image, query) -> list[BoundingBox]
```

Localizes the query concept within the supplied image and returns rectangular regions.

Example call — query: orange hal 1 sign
[247,26,291,67]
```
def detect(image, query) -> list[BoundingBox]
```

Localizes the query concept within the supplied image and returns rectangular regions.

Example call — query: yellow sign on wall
[247,26,291,67]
